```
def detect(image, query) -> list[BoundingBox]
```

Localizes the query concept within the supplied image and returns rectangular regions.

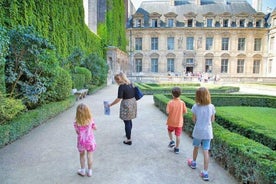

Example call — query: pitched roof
[137,0,256,16]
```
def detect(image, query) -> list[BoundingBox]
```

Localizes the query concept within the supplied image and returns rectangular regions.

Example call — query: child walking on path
[188,87,216,181]
[166,87,187,154]
[74,103,97,177]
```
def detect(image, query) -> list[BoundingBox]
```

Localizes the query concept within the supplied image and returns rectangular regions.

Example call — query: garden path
[2,83,274,184]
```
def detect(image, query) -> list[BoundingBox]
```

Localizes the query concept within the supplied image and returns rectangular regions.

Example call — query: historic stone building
[126,0,276,82]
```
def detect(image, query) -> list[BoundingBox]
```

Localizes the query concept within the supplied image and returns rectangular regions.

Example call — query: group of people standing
[72,72,216,182]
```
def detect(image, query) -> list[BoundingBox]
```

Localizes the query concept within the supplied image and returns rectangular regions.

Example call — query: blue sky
[248,0,276,12]
[132,0,276,12]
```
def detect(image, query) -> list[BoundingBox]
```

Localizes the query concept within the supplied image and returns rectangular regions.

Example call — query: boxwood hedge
[0,96,75,148]
[182,94,276,150]
[153,94,276,183]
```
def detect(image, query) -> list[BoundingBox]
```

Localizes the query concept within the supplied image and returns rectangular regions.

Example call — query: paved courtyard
[0,83,275,184]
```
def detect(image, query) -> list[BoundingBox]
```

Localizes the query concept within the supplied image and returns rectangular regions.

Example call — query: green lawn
[216,106,276,138]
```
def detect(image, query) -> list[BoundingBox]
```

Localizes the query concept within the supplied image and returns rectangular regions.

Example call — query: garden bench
[74,89,88,100]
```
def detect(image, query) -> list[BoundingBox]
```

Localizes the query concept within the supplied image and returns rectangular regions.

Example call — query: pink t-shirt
[74,119,96,152]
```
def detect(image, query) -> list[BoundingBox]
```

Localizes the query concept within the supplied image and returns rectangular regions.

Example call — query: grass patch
[217,107,275,129]
[216,107,276,142]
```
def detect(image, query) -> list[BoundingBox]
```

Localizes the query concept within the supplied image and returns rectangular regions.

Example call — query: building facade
[268,8,276,78]
[126,0,276,81]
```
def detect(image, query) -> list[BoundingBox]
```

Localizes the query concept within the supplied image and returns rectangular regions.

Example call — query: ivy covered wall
[0,0,127,96]
[0,0,103,58]
[98,0,127,52]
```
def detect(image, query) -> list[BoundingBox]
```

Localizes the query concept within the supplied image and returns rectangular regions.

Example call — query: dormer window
[135,19,142,27]
[207,19,213,27]
[215,21,220,27]
[132,13,144,28]
[168,19,174,27]
[256,20,261,28]
[152,19,158,27]
[240,19,245,27]
[188,19,193,27]
[223,19,229,27]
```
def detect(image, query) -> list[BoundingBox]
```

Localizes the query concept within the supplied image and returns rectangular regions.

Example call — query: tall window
[253,60,260,74]
[270,37,274,52]
[151,58,158,72]
[207,19,213,27]
[237,59,244,73]
[186,37,194,50]
[238,38,245,51]
[221,59,228,73]
[168,19,174,27]
[205,59,212,73]
[167,37,174,50]
[152,19,158,27]
[135,38,142,50]
[268,59,272,73]
[240,19,245,27]
[188,19,193,27]
[221,38,229,50]
[223,19,228,27]
[254,38,262,51]
[151,37,158,50]
[206,37,213,50]
[167,58,174,72]
[135,59,142,72]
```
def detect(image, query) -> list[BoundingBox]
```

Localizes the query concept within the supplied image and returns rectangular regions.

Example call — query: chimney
[170,0,175,6]
[252,0,262,12]
[195,0,200,5]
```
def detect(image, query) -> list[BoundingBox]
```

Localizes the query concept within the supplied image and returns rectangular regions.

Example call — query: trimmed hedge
[182,94,276,150]
[136,83,239,95]
[153,94,276,183]
[215,107,276,150]
[211,95,276,108]
[0,96,75,148]
[182,94,276,108]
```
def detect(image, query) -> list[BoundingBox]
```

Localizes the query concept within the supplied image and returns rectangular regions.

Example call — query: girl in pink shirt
[74,103,97,177]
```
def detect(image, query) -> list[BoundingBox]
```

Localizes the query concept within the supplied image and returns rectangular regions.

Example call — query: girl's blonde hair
[75,103,92,126]
[114,72,130,85]
[195,87,211,105]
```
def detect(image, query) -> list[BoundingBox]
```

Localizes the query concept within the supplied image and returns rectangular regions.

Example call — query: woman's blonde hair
[75,103,92,126]
[195,87,211,105]
[114,72,130,85]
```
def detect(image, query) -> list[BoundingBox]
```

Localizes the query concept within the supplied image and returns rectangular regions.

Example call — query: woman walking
[109,72,137,145]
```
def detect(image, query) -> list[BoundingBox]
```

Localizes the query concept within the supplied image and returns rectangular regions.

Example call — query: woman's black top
[117,84,135,99]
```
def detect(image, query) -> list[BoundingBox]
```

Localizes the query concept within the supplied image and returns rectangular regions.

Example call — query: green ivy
[0,0,104,58]
[0,26,9,93]
[99,0,127,51]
